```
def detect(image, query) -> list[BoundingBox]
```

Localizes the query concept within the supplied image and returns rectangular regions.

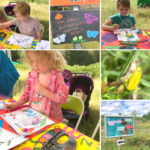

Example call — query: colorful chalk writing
[51,9,99,44]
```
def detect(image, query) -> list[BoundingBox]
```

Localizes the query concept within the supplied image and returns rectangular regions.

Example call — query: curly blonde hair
[24,51,67,72]
[0,9,8,23]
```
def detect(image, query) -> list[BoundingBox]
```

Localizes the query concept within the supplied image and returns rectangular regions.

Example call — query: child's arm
[36,30,42,40]
[130,25,136,30]
[4,100,26,111]
[35,73,69,103]
[101,19,120,31]
[0,22,11,30]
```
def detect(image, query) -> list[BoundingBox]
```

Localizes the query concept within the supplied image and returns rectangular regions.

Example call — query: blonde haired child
[0,9,9,30]
[0,2,42,39]
[101,0,136,31]
[5,51,69,123]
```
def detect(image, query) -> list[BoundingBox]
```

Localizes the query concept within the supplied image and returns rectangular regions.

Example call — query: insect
[55,12,63,20]
[53,34,66,44]
[87,30,99,38]
[109,62,142,92]
[83,13,99,24]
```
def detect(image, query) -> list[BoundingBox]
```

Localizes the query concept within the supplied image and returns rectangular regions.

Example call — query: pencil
[0,96,11,115]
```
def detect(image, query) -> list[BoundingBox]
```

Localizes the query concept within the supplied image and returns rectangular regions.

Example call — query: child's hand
[113,24,120,30]
[34,83,47,95]
[4,103,17,111]
[130,27,135,30]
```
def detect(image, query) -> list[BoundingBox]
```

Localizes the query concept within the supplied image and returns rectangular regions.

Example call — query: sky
[101,101,150,117]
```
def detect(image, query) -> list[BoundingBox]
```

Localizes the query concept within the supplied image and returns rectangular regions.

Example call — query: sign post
[105,115,134,149]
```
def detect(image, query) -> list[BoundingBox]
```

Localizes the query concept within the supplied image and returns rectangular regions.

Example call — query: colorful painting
[1,107,55,137]
[83,13,99,24]
[101,29,150,49]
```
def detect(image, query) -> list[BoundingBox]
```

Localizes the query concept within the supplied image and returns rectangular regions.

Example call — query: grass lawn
[101,120,150,150]
[101,0,150,29]
[0,0,49,40]
[13,66,100,142]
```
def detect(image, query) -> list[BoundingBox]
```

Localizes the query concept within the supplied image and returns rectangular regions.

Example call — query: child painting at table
[0,2,42,39]
[101,0,136,31]
[5,51,69,123]
[0,9,9,30]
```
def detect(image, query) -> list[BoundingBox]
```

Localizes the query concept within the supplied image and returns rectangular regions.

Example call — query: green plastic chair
[61,95,84,130]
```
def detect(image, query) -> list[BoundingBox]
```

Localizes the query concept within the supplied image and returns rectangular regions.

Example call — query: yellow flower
[127,67,142,91]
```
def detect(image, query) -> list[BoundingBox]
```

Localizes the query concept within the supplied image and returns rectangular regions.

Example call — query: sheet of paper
[1,107,55,137]
[0,127,27,150]
[35,40,50,50]
[117,29,139,42]
[6,33,34,47]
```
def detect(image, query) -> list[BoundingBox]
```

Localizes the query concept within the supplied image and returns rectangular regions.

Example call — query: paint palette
[33,128,76,150]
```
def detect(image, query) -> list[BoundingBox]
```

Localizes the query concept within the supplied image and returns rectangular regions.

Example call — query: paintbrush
[144,30,150,36]
[0,96,11,115]
[120,43,137,46]
[138,39,148,43]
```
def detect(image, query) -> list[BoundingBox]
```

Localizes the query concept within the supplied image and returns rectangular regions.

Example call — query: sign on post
[105,116,134,138]
[50,0,100,6]
[117,139,124,145]
[51,9,100,45]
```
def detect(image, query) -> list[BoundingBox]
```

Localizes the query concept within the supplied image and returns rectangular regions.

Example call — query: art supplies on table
[116,29,139,42]
[6,33,34,48]
[0,127,27,149]
[35,40,50,50]
[33,128,77,150]
[1,107,55,137]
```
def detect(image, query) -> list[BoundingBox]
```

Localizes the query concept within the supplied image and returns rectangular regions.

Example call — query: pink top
[20,69,69,123]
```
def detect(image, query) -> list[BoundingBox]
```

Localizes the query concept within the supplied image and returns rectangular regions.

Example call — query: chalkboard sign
[50,0,99,6]
[51,9,100,45]
[105,116,134,138]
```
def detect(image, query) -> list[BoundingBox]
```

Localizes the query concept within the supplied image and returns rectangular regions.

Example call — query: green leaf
[102,71,107,83]
[106,50,126,60]
[117,51,137,80]
[140,78,150,87]
[138,51,150,61]
[106,71,120,76]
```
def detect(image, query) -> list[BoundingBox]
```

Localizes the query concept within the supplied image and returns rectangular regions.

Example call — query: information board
[51,9,100,45]
[105,116,134,138]
[50,0,100,6]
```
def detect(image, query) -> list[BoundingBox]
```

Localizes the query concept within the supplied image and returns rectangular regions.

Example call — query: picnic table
[0,29,39,50]
[0,93,100,150]
[101,29,150,49]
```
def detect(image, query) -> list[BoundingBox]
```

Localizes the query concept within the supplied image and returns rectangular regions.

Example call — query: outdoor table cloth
[101,29,150,49]
[0,93,100,150]
[0,29,38,50]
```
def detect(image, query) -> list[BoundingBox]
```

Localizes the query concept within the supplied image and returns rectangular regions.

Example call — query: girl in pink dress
[5,51,69,123]
[0,9,9,30]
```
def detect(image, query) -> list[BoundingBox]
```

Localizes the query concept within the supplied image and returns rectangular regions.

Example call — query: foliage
[50,6,70,11]
[9,0,49,4]
[101,50,150,99]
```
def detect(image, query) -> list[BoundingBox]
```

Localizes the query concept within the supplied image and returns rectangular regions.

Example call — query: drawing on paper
[87,30,99,38]
[83,13,99,24]
[53,34,66,44]
[1,107,54,137]
[35,40,50,50]
[117,29,139,42]
[0,128,27,149]
[6,33,34,47]
[71,36,86,43]
[55,12,63,20]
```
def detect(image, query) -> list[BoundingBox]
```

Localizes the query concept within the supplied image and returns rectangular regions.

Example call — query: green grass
[0,0,49,40]
[101,120,150,150]
[13,64,100,141]
[101,0,150,29]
